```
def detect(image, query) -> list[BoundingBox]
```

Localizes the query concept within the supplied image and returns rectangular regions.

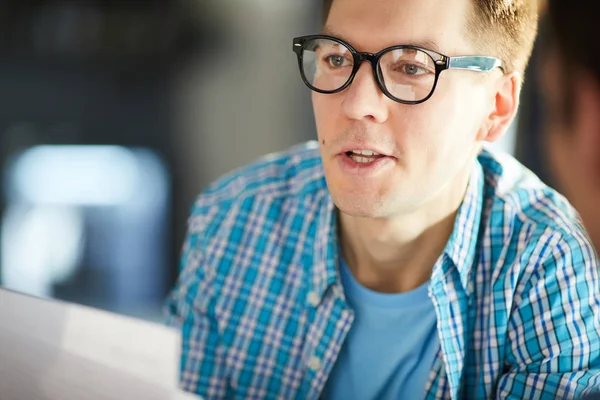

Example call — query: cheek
[407,89,478,152]
[390,97,460,145]
[312,95,339,139]
[429,79,485,135]
[399,84,487,182]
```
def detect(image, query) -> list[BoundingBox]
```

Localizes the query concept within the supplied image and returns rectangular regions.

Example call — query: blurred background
[0,0,551,322]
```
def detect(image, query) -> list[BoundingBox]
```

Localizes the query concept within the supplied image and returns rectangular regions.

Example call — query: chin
[332,194,388,219]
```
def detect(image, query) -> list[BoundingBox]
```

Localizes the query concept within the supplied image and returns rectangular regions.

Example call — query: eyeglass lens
[301,38,437,102]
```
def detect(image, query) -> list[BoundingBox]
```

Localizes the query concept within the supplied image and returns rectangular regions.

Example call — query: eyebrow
[320,27,444,54]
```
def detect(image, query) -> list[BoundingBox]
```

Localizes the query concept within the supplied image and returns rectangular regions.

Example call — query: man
[541,0,600,252]
[167,0,600,398]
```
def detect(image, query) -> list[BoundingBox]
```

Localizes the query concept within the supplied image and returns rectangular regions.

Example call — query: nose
[341,62,389,124]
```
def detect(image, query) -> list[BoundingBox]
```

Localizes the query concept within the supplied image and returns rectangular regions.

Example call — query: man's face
[314,0,500,218]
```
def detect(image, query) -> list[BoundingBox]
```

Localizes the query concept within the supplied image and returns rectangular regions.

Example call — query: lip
[339,145,393,158]
[336,152,396,177]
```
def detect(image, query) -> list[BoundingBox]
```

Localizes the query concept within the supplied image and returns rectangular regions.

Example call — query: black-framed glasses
[293,35,504,105]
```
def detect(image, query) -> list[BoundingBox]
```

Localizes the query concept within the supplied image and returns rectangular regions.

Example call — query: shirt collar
[311,158,485,300]
[311,186,339,301]
[432,159,485,294]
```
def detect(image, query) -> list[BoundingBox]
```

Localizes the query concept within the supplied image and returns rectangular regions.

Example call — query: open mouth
[345,150,386,164]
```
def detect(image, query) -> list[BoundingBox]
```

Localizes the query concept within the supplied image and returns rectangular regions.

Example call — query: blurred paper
[0,288,201,400]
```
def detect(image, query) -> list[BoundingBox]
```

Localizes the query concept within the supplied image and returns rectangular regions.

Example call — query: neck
[338,170,472,294]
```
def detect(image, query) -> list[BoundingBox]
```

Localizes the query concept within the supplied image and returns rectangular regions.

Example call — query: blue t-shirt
[322,256,440,400]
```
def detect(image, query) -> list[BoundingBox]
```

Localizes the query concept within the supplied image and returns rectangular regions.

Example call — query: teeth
[349,154,376,163]
[351,150,380,156]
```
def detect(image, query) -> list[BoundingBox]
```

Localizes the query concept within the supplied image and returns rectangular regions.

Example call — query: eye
[326,55,351,68]
[403,63,427,75]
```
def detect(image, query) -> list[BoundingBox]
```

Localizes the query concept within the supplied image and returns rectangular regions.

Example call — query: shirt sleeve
[497,231,600,399]
[164,206,228,400]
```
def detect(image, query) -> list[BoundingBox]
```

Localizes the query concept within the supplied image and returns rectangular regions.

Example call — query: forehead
[325,0,474,56]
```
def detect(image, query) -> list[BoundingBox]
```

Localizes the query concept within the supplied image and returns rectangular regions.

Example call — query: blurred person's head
[300,0,538,220]
[541,0,600,249]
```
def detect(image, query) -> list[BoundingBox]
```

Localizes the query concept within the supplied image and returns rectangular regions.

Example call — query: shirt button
[308,356,322,372]
[306,291,320,307]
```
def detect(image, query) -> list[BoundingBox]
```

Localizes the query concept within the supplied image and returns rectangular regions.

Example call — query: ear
[477,72,521,143]
[571,72,600,180]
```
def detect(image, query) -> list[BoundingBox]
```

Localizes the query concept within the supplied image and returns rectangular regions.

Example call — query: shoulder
[177,142,329,320]
[199,141,325,203]
[478,146,596,273]
[185,141,329,257]
[168,142,328,322]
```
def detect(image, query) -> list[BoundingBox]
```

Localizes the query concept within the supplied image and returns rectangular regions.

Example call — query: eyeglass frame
[292,34,504,105]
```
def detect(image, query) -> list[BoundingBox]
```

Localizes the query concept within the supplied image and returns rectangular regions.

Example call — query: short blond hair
[322,0,539,75]
[466,0,539,74]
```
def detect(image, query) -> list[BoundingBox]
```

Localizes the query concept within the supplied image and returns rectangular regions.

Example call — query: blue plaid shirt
[166,141,600,399]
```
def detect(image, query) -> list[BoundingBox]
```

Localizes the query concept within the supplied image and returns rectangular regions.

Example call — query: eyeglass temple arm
[448,56,504,72]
